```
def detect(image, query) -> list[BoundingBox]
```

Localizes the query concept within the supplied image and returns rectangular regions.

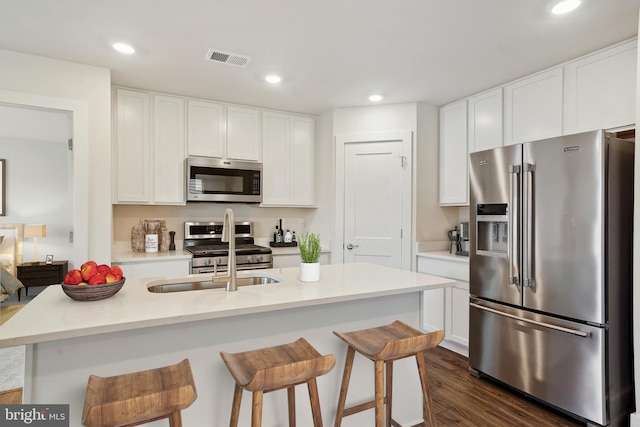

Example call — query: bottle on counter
[284,229,292,243]
[292,231,297,242]
[275,225,281,243]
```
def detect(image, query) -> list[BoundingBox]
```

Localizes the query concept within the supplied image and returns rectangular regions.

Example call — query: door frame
[0,89,90,266]
[334,131,413,270]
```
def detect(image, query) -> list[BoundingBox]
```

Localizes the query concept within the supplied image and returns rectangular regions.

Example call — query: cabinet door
[115,89,150,203]
[439,100,468,206]
[153,95,185,204]
[187,100,225,157]
[446,281,470,347]
[227,106,261,161]
[468,88,503,153]
[504,68,563,145]
[563,39,637,134]
[289,115,315,206]
[262,111,290,205]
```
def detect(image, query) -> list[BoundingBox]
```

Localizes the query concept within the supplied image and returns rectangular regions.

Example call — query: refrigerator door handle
[523,163,536,288]
[509,165,520,285]
[470,302,590,337]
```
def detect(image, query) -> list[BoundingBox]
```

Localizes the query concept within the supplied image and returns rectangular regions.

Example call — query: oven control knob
[256,255,263,263]
[204,258,212,266]
[246,256,253,263]
[215,258,222,265]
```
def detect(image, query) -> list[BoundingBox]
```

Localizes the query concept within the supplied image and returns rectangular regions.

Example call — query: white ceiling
[0,0,639,115]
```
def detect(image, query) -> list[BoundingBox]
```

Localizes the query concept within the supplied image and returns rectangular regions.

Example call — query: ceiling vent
[205,49,251,68]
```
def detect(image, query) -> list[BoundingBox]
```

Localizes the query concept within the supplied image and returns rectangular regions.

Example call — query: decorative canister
[145,234,159,253]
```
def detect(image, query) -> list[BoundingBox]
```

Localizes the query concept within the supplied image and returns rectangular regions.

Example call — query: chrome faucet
[221,208,238,291]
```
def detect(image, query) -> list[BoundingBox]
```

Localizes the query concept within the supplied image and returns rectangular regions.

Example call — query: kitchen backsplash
[112,204,319,249]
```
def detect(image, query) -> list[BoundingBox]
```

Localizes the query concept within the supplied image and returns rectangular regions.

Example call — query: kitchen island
[0,263,454,426]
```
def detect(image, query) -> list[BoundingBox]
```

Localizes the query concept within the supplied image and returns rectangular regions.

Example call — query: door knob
[346,243,359,250]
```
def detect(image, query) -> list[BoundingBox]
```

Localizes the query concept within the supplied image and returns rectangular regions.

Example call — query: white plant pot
[299,262,320,282]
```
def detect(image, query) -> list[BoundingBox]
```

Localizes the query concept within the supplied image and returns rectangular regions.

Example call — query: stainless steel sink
[147,275,280,293]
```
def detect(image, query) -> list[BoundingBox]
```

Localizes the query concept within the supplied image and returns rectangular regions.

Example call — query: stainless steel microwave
[186,157,262,203]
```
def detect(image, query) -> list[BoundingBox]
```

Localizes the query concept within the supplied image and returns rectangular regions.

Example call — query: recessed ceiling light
[113,42,135,54]
[265,75,282,84]
[369,94,383,102]
[551,0,581,15]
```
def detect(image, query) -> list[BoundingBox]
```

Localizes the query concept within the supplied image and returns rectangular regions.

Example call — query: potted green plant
[298,232,321,282]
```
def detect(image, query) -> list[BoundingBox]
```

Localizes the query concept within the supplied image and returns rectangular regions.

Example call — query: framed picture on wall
[0,159,5,216]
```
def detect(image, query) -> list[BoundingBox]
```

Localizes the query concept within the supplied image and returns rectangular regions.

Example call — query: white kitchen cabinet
[114,89,186,205]
[153,95,185,204]
[504,67,563,145]
[439,100,468,206]
[417,253,469,356]
[187,101,261,161]
[262,112,315,207]
[563,39,637,135]
[226,105,261,161]
[272,252,330,268]
[187,99,226,158]
[113,258,191,280]
[468,88,503,153]
[115,88,151,203]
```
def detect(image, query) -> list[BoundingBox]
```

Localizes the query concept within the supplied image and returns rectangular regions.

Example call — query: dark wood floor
[424,346,584,427]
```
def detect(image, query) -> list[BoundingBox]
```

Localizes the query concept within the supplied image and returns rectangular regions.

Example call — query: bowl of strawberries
[61,261,125,301]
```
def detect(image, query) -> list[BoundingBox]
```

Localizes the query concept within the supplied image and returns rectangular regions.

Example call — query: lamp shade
[24,224,47,239]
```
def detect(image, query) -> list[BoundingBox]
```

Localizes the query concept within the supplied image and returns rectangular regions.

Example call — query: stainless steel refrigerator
[468,130,635,426]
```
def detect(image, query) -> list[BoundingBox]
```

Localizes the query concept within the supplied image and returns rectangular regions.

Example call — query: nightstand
[16,260,68,301]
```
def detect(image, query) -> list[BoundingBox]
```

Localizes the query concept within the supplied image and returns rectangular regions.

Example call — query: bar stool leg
[374,359,385,427]
[385,361,393,427]
[334,346,355,427]
[307,377,324,427]
[416,352,437,427]
[230,383,243,427]
[169,411,182,427]
[287,386,296,427]
[252,390,264,427]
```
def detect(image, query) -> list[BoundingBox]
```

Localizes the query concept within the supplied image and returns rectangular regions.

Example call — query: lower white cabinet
[113,258,191,280]
[272,252,330,269]
[418,253,469,356]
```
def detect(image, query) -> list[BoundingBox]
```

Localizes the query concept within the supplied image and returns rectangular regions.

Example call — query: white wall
[1,137,73,263]
[630,9,640,427]
[0,49,111,264]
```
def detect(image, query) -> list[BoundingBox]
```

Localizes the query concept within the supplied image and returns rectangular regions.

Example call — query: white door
[343,141,403,267]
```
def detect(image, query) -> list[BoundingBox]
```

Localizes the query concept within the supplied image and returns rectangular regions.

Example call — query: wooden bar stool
[82,358,197,427]
[333,321,444,427]
[220,338,336,427]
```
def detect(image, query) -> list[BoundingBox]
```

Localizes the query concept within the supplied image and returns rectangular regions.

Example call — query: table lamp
[24,224,46,264]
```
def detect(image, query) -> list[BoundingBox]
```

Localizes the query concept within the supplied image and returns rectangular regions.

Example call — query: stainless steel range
[184,221,273,274]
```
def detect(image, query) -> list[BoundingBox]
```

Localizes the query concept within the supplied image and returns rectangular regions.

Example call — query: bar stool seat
[82,359,197,427]
[333,321,444,427]
[220,337,335,427]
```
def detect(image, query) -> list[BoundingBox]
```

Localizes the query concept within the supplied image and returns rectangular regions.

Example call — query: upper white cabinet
[563,39,637,134]
[262,112,315,206]
[114,89,186,205]
[187,101,261,161]
[187,99,226,158]
[504,68,563,145]
[153,95,185,204]
[468,88,503,153]
[226,106,261,161]
[115,88,150,203]
[439,100,468,206]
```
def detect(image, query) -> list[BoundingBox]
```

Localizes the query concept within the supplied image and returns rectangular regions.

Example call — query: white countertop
[0,263,454,348]
[416,250,470,263]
